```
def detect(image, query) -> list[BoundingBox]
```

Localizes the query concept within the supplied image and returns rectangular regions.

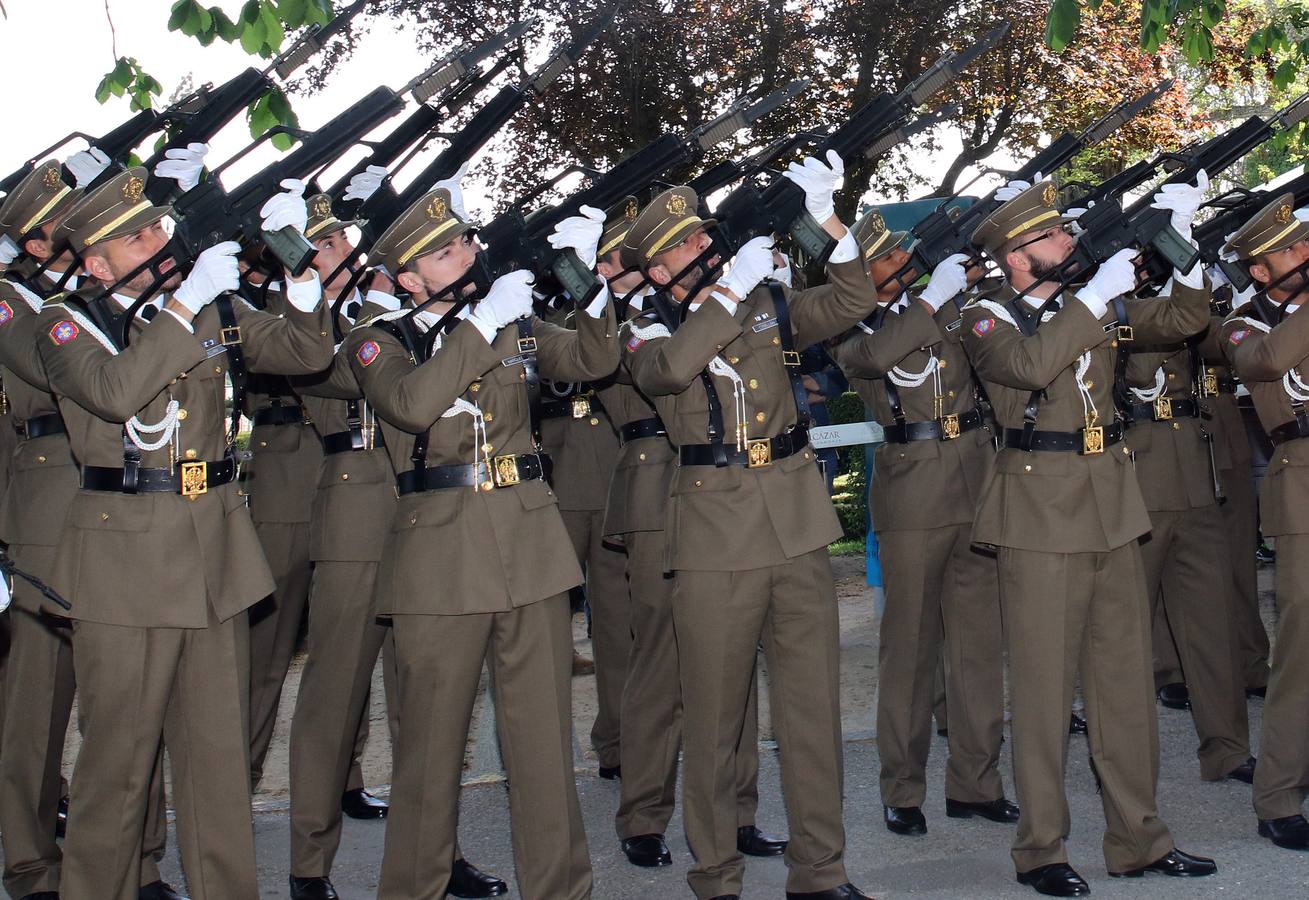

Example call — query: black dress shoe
[1016,863,1090,896]
[139,882,188,900]
[1224,756,1257,784]
[946,797,1020,823]
[1157,682,1191,710]
[1258,813,1309,850]
[340,788,388,819]
[1109,848,1217,878]
[785,885,874,899]
[598,765,621,780]
[621,833,672,867]
[884,805,926,836]
[448,858,508,898]
[1246,685,1267,699]
[737,824,787,856]
[289,877,339,900]
[1068,713,1087,735]
[55,796,68,838]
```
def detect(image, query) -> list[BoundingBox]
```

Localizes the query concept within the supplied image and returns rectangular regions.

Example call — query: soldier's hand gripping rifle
[1189,169,1309,292]
[0,106,161,200]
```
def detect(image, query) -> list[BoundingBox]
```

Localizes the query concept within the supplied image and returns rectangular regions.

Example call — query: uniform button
[237,489,246,497]
[1110,340,1119,348]
[169,378,178,386]
[1167,372,1176,380]
[589,417,599,425]
[748,379,759,389]
[340,473,349,481]
[480,482,494,492]
[1024,464,1032,472]
[899,452,906,459]
[176,408,188,420]
[1172,422,1180,431]
[772,336,781,345]
[470,383,480,392]
[482,443,494,453]
[694,480,703,487]
[729,356,741,364]
[519,372,526,380]
[938,359,947,368]
[179,372,188,379]
[638,452,647,461]
[484,413,494,422]
[410,514,419,523]
[214,366,222,374]
[36,455,45,464]
[259,441,268,448]
[185,449,198,460]
[1282,458,1290,464]
[100,513,110,521]
[1083,380,1093,389]
[947,390,955,398]
[755,411,766,423]
[715,344,724,351]
[804,451,811,459]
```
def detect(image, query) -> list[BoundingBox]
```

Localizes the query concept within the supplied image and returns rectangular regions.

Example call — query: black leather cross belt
[15,413,65,439]
[82,458,237,495]
[883,407,985,444]
[619,417,667,444]
[1270,421,1309,446]
[1002,423,1124,454]
[252,404,306,427]
[1127,398,1200,422]
[396,452,552,494]
[321,430,385,455]
[679,426,810,468]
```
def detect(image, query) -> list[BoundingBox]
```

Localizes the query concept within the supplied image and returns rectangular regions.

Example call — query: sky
[0,0,1008,220]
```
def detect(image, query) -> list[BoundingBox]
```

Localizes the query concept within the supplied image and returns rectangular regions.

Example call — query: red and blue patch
[356,339,381,366]
[626,335,645,352]
[971,318,995,337]
[0,301,13,326]
[1228,329,1250,346]
[48,320,78,346]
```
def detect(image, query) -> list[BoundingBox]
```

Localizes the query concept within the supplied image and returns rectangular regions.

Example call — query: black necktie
[345,301,361,320]
[139,304,157,322]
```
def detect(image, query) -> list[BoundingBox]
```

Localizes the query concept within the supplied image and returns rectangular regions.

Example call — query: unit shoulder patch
[48,320,79,346]
[356,339,381,366]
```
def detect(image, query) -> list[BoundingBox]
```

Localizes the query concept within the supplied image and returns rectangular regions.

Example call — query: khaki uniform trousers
[616,530,760,839]
[877,523,1006,807]
[378,594,591,900]
[1139,505,1250,779]
[673,548,848,899]
[560,507,630,770]
[1254,532,1309,820]
[998,544,1175,873]
[248,519,312,785]
[0,548,168,897]
[61,606,257,900]
[288,559,399,876]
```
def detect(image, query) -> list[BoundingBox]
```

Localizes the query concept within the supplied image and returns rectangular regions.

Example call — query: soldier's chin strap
[1248,258,1309,321]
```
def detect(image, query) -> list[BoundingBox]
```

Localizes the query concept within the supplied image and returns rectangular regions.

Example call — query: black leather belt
[1270,421,1309,446]
[679,426,809,468]
[541,396,598,420]
[619,417,667,444]
[1002,423,1124,454]
[1127,398,1200,423]
[252,404,306,427]
[15,413,65,439]
[396,452,552,495]
[322,430,385,455]
[81,458,237,495]
[883,407,985,444]
[1214,377,1239,394]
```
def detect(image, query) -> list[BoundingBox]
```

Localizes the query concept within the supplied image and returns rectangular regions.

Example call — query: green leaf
[277,0,308,28]
[266,86,294,122]
[261,2,285,53]
[212,8,240,41]
[270,130,296,151]
[304,0,331,27]
[1045,0,1080,52]
[240,11,267,54]
[167,0,191,31]
[195,2,212,31]
[1274,59,1299,91]
[94,73,113,104]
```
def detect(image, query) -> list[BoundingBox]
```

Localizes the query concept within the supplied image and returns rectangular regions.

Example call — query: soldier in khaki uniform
[961,179,1217,896]
[36,169,333,900]
[1121,328,1254,782]
[595,199,781,869]
[0,163,180,900]
[1216,195,1309,850]
[830,210,1014,836]
[624,158,876,900]
[346,189,614,900]
[286,195,504,900]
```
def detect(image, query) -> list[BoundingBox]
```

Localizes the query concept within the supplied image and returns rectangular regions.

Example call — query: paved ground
[14,558,1308,898]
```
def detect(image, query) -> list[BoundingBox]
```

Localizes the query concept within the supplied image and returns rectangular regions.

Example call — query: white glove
[0,235,20,266]
[1075,247,1137,318]
[1233,282,1257,305]
[433,160,472,221]
[547,205,606,271]
[1206,264,1230,290]
[1296,207,1309,223]
[772,260,793,288]
[783,150,844,224]
[342,164,388,202]
[1063,200,1094,236]
[259,178,309,235]
[1219,231,1240,265]
[152,142,209,193]
[994,172,1042,204]
[918,253,970,311]
[173,241,242,314]
[469,269,535,342]
[65,147,111,188]
[1150,169,1208,242]
[716,235,776,302]
[582,281,610,318]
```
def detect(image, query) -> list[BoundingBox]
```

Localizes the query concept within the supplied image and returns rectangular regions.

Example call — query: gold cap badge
[311,195,332,218]
[42,167,61,189]
[1041,183,1057,207]
[426,196,447,220]
[869,211,886,234]
[667,194,687,216]
[625,198,638,221]
[1276,203,1293,225]
[122,176,144,204]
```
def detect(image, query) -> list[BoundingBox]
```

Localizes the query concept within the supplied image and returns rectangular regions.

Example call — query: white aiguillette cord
[1129,367,1167,403]
[630,319,749,450]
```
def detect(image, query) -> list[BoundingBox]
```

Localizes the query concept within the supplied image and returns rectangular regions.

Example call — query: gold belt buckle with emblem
[179,461,208,499]
[1082,414,1104,455]
[940,414,961,440]
[746,438,772,468]
[1203,370,1219,396]
[492,454,521,487]
[571,396,591,419]
[1153,397,1173,420]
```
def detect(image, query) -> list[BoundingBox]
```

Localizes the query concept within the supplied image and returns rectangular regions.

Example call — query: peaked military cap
[622,186,717,270]
[599,195,640,260]
[971,179,1074,257]
[58,167,171,253]
[0,160,82,241]
[370,187,472,277]
[304,192,357,242]
[1223,193,1309,261]
[852,207,907,264]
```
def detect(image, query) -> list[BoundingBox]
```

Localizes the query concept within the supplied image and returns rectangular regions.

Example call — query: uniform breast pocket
[67,491,156,533]
[670,465,741,495]
[992,448,1071,479]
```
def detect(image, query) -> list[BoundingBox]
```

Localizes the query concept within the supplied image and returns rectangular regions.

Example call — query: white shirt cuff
[1173,261,1205,290]
[582,282,610,318]
[827,229,859,265]
[710,290,738,316]
[467,314,499,344]
[1075,290,1110,320]
[365,288,402,312]
[283,270,322,312]
[162,307,194,334]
